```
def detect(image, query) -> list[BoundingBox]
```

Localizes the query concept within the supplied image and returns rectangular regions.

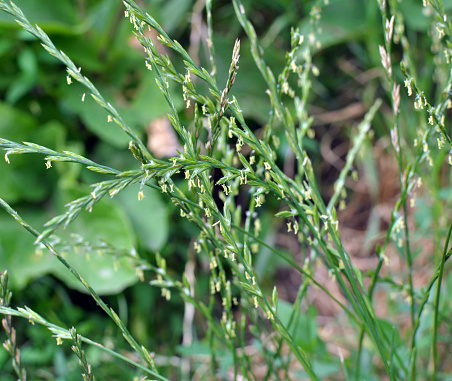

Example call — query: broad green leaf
[61,82,130,148]
[0,183,139,295]
[160,0,192,34]
[6,47,38,104]
[278,300,323,353]
[297,0,367,49]
[122,74,175,126]
[115,184,169,251]
[48,185,139,295]
[0,100,36,136]
[0,0,79,32]
[0,104,65,203]
[0,209,56,290]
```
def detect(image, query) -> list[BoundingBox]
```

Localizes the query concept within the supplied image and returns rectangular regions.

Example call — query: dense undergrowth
[1,0,452,380]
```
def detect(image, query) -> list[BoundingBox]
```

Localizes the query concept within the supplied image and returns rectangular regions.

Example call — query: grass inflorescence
[0,0,452,380]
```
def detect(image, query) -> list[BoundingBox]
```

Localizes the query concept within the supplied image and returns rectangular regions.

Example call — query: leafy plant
[0,0,452,380]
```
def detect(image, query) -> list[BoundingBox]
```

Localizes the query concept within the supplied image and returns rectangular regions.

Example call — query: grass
[0,0,452,379]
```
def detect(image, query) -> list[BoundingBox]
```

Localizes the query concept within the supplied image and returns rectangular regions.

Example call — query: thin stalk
[432,220,452,380]
[0,198,158,373]
[355,255,385,381]
[205,0,216,79]
[0,306,169,381]
[0,0,151,162]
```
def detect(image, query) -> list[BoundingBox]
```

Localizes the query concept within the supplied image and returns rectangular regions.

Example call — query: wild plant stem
[432,220,452,379]
[0,198,158,374]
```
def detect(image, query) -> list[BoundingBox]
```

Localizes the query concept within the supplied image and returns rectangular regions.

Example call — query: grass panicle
[0,0,452,380]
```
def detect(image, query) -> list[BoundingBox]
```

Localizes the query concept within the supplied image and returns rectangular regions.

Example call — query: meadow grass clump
[0,0,452,380]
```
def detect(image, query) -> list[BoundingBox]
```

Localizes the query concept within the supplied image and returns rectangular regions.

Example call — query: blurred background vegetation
[1,0,452,379]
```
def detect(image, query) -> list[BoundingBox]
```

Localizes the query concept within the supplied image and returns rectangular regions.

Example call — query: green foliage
[0,0,452,380]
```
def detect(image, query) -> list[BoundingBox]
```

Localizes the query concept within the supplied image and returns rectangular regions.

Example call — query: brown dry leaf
[128,27,168,56]
[147,116,182,158]
[312,102,366,127]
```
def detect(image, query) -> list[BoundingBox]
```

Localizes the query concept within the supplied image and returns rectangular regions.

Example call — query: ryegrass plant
[0,0,452,379]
